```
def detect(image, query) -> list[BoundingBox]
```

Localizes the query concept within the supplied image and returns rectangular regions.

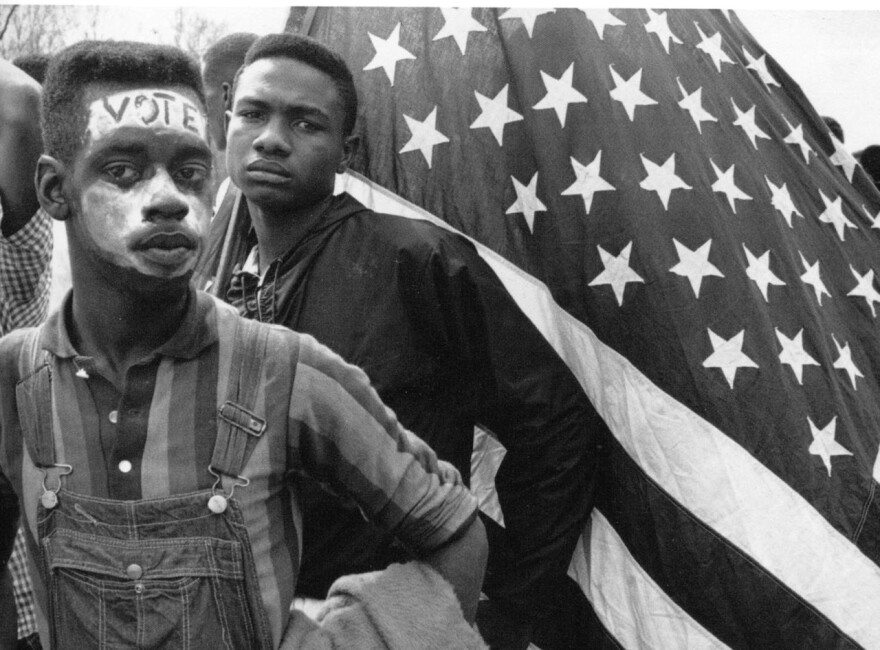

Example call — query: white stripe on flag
[337,170,880,647]
[570,510,729,649]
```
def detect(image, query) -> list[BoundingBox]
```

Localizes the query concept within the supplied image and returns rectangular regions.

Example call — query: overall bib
[15,318,274,650]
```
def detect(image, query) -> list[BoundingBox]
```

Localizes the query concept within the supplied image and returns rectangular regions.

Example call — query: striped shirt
[0,202,53,643]
[0,288,478,648]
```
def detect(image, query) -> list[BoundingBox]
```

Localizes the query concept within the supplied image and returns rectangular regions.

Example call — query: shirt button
[126,564,143,580]
[118,460,132,473]
[108,410,118,424]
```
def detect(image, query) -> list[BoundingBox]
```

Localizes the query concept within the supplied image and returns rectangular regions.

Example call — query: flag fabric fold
[290,7,880,647]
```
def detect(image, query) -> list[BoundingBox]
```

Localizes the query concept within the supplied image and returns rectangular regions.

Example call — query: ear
[36,155,71,221]
[337,134,360,174]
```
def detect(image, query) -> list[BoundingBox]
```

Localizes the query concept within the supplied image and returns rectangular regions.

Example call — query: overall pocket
[44,529,258,649]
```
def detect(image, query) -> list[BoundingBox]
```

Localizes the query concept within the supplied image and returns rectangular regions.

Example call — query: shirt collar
[40,286,219,362]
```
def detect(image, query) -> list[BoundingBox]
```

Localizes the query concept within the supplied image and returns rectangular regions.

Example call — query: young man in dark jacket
[221,33,609,648]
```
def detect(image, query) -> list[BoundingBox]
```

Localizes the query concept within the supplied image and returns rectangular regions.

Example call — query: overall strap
[210,315,269,484]
[14,327,56,469]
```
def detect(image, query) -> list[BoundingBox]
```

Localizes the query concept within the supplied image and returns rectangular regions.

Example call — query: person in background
[0,38,487,649]
[0,56,53,650]
[822,115,844,143]
[202,32,258,201]
[220,33,607,649]
[858,144,880,189]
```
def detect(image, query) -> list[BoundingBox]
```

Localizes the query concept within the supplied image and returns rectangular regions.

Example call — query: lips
[245,159,292,182]
[133,229,198,269]
[136,231,197,251]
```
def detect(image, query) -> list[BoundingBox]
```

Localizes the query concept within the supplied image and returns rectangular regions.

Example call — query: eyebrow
[235,96,330,120]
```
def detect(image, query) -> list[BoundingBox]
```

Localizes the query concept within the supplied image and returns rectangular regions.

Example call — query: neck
[247,194,334,272]
[69,270,190,387]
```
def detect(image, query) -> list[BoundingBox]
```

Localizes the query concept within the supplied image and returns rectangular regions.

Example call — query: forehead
[236,57,342,106]
[84,85,208,143]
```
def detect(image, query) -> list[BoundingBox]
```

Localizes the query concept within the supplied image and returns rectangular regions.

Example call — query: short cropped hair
[203,32,258,88]
[234,33,358,136]
[41,40,206,165]
[12,53,51,84]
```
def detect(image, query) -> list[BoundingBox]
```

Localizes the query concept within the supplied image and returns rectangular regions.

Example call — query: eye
[174,163,209,185]
[103,163,140,184]
[292,119,321,132]
[237,109,264,122]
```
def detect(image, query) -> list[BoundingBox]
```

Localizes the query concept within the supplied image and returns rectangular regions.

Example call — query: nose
[252,115,292,156]
[142,168,189,222]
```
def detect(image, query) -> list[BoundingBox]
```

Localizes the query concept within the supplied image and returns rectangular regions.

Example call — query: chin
[115,265,194,301]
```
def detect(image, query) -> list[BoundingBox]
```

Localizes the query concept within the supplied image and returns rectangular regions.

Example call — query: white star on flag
[731,99,770,150]
[818,190,856,241]
[669,238,724,298]
[533,63,588,128]
[711,160,752,213]
[582,9,625,40]
[433,7,487,55]
[863,205,880,229]
[829,134,859,182]
[807,416,853,477]
[743,244,785,302]
[640,153,692,210]
[470,84,523,146]
[832,334,864,390]
[609,66,658,121]
[498,8,555,38]
[506,172,546,233]
[776,327,820,385]
[703,328,758,389]
[847,265,880,317]
[783,117,814,163]
[399,107,449,168]
[799,252,831,305]
[695,23,734,72]
[561,151,615,214]
[588,242,643,306]
[363,24,416,86]
[764,176,803,228]
[644,9,682,53]
[742,46,780,88]
[677,78,717,133]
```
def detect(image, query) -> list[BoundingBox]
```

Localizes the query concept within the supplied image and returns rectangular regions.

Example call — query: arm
[288,333,486,620]
[0,58,42,237]
[419,515,487,624]
[0,58,52,334]
[407,235,606,615]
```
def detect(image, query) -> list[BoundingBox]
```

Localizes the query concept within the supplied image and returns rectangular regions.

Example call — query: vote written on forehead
[88,89,207,140]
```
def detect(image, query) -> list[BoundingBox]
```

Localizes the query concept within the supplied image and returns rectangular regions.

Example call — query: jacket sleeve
[405,232,609,615]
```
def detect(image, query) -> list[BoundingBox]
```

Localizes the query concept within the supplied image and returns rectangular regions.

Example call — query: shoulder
[335,192,474,254]
[0,326,41,383]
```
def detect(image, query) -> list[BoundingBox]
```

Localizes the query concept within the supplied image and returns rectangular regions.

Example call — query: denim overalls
[15,318,275,649]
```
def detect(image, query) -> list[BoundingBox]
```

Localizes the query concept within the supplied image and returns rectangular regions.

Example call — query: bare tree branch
[0,5,19,43]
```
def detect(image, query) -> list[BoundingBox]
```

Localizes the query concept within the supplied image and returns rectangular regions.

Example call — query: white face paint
[69,86,213,283]
[86,88,207,141]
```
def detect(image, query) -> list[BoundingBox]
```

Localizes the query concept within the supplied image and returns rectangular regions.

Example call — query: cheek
[79,187,140,251]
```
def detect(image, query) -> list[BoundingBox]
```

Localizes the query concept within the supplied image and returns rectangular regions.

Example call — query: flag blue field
[293,8,880,647]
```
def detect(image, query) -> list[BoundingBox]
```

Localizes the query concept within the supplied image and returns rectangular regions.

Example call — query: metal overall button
[126,564,143,580]
[134,582,144,594]
[39,463,73,510]
[207,467,250,514]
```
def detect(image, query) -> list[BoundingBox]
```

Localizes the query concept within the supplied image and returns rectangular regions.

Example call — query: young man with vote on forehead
[0,39,488,649]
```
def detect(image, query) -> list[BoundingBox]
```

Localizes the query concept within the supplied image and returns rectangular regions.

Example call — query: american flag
[286,7,880,647]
